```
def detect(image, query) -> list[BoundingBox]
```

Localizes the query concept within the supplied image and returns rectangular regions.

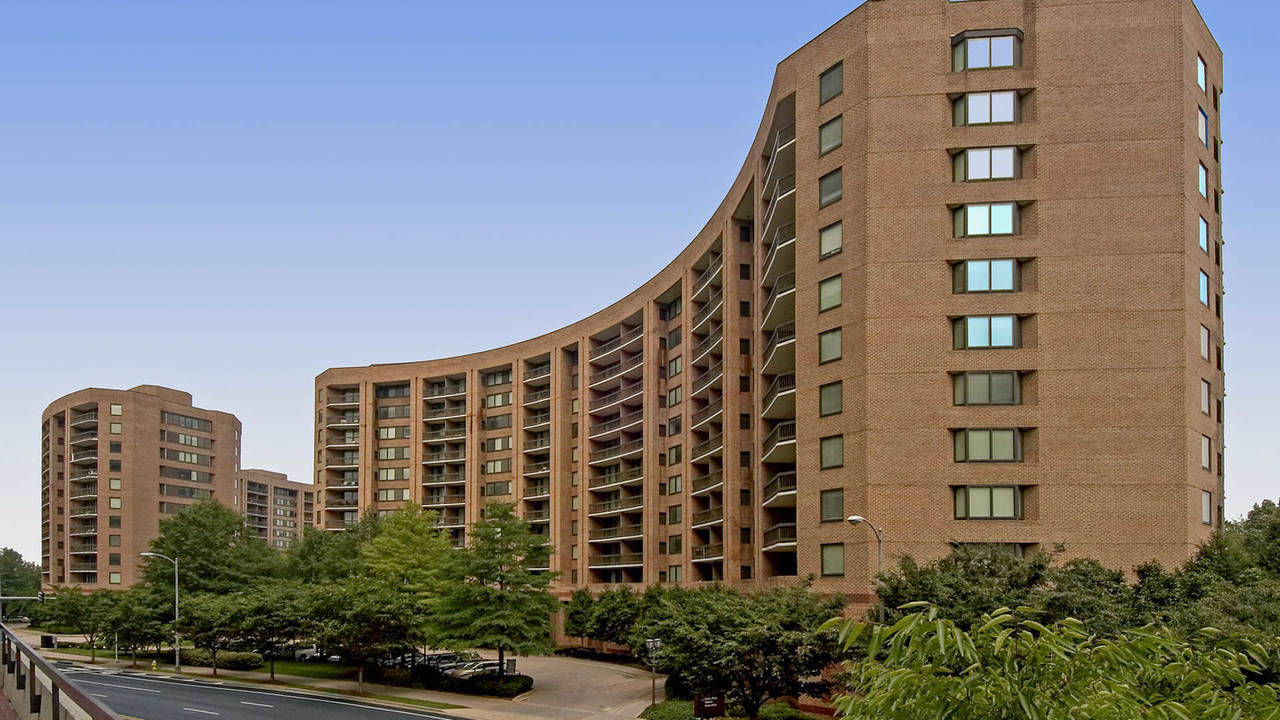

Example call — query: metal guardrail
[2,623,124,719]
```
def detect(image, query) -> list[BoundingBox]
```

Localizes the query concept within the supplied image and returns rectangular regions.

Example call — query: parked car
[430,652,480,672]
[294,645,321,661]
[446,660,505,678]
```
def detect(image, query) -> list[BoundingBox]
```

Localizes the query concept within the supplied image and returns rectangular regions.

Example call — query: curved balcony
[525,508,551,523]
[691,433,724,463]
[590,380,644,414]
[423,427,466,441]
[588,495,645,517]
[327,416,360,428]
[69,469,98,483]
[524,481,551,499]
[692,543,725,562]
[524,365,551,382]
[523,461,551,477]
[423,471,465,486]
[590,467,644,490]
[762,523,798,552]
[691,289,724,333]
[70,412,99,428]
[424,383,467,399]
[69,430,99,447]
[691,360,724,397]
[422,450,466,464]
[589,523,644,542]
[590,409,645,439]
[760,224,797,289]
[762,374,797,419]
[327,393,360,407]
[423,493,467,507]
[69,484,98,501]
[690,327,723,365]
[589,439,644,465]
[692,254,724,301]
[591,325,645,363]
[588,552,645,569]
[523,387,552,408]
[691,398,723,430]
[524,436,552,453]
[69,503,98,519]
[760,173,796,249]
[70,450,98,465]
[326,456,360,469]
[762,471,798,508]
[691,505,724,528]
[762,421,797,464]
[590,353,645,389]
[692,471,724,496]
[761,272,796,332]
[423,405,466,420]
[761,323,796,375]
[761,122,796,200]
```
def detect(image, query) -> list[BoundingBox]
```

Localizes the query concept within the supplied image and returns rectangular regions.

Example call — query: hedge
[178,649,264,671]
[412,667,533,697]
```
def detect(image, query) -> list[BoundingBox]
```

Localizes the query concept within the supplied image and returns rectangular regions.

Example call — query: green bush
[757,702,819,720]
[412,667,533,697]
[640,700,693,720]
[179,649,264,670]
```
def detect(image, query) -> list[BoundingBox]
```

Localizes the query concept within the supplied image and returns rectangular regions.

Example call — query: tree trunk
[498,646,505,678]
[131,649,136,668]
[270,657,276,681]
[90,637,97,662]
[358,664,365,693]
[212,648,219,676]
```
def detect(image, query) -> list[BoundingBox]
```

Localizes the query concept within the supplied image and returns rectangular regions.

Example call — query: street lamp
[140,552,181,672]
[644,638,663,707]
[846,516,885,624]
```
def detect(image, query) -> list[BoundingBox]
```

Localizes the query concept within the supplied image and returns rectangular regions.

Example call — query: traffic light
[37,591,45,603]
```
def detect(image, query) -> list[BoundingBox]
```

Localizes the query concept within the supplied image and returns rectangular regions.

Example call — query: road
[62,665,456,720]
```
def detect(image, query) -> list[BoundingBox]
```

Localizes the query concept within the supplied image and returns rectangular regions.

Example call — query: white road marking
[241,701,274,707]
[75,679,162,693]
[90,693,108,698]
[183,708,220,715]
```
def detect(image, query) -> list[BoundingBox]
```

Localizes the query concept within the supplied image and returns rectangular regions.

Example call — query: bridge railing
[1,623,123,720]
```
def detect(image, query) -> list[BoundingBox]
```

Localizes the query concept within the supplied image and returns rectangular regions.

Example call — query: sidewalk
[13,627,662,720]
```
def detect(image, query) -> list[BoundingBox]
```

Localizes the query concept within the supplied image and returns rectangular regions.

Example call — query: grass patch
[642,700,694,720]
[264,659,360,680]
[291,686,465,710]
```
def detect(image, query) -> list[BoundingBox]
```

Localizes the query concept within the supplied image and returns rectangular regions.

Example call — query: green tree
[143,500,279,595]
[45,588,116,661]
[104,588,168,666]
[563,589,594,642]
[360,505,450,647]
[432,503,559,676]
[0,547,41,621]
[631,584,846,720]
[828,604,1280,719]
[589,587,642,645]
[873,545,1050,628]
[231,581,307,680]
[282,516,380,583]
[306,578,419,692]
[181,593,240,675]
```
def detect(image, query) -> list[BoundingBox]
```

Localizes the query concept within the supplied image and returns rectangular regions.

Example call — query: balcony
[590,409,644,439]
[70,449,98,464]
[326,456,360,469]
[691,360,724,396]
[524,481,551,499]
[424,383,467,399]
[69,469,98,483]
[423,404,466,420]
[692,254,724,301]
[69,503,98,519]
[761,322,796,375]
[434,514,466,529]
[524,365,552,382]
[762,374,797,419]
[327,416,360,428]
[692,471,724,496]
[423,471,466,486]
[761,122,796,200]
[590,353,645,388]
[690,327,723,364]
[760,224,797,289]
[691,289,723,332]
[589,439,644,465]
[524,436,551,452]
[525,508,551,522]
[762,471,798,508]
[525,412,552,429]
[761,272,796,331]
[591,325,645,363]
[588,495,645,517]
[590,381,644,413]
[691,398,723,429]
[326,476,360,489]
[327,393,360,407]
[423,493,467,507]
[691,433,724,462]
[762,421,797,464]
[590,466,644,490]
[69,430,98,446]
[762,523,798,551]
[69,484,98,500]
[69,524,98,537]
[69,543,98,555]
[692,543,725,562]
[588,552,645,569]
[691,506,724,528]
[70,412,99,428]
[69,563,99,573]
[760,173,796,248]
[523,387,552,407]
[589,523,644,542]
[423,427,466,441]
[523,461,551,477]
[423,450,466,464]
[326,435,360,448]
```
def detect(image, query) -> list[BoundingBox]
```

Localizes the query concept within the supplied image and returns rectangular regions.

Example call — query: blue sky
[0,1,1273,562]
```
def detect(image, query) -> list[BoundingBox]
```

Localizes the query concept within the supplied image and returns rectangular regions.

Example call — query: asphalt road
[62,665,456,720]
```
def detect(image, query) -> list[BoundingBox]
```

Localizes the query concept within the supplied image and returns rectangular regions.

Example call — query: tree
[432,503,560,676]
[143,500,279,595]
[359,505,451,646]
[306,578,419,692]
[104,589,168,666]
[873,545,1051,629]
[589,587,642,645]
[827,604,1280,719]
[231,581,306,680]
[282,516,380,583]
[564,589,594,642]
[0,547,41,620]
[181,593,240,675]
[631,584,846,720]
[44,588,116,662]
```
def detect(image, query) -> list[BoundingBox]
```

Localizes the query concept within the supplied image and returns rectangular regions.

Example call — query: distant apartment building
[39,385,308,588]
[236,469,317,549]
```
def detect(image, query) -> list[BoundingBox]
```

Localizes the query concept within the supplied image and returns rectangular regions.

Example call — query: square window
[821,543,845,576]
[109,553,121,566]
[109,441,122,453]
[109,478,122,490]
[109,404,123,416]
[109,534,121,547]
[819,329,842,363]
[109,423,122,435]
[819,116,843,155]
[819,222,843,258]
[819,169,843,207]
[109,460,122,472]
[819,382,843,416]
[818,275,842,312]
[819,62,843,104]
[820,488,844,522]
[109,497,122,510]
[820,435,844,469]
[109,572,122,585]
[108,516,121,528]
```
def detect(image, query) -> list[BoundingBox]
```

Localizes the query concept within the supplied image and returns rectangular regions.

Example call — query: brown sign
[694,694,725,718]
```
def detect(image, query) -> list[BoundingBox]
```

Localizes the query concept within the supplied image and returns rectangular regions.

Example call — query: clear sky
[1,1,1273,563]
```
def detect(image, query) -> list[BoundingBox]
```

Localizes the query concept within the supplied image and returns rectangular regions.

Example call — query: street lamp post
[644,638,663,707]
[846,516,885,624]
[141,552,180,672]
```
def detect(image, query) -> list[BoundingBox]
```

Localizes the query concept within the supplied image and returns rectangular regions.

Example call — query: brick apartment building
[39,386,312,589]
[315,0,1216,601]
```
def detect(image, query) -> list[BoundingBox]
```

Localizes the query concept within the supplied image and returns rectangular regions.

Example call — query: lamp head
[140,552,157,557]
[846,515,867,525]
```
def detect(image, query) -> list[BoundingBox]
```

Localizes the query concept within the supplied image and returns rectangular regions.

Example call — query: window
[484,392,511,409]
[1200,326,1211,361]
[739,263,751,280]
[109,516,121,528]
[109,478,122,490]
[819,62,843,104]
[667,357,683,378]
[668,504,683,524]
[109,441,121,453]
[1197,55,1206,92]
[820,489,844,522]
[109,534,121,547]
[109,497,123,509]
[668,534,683,554]
[669,565,683,583]
[954,486,1021,519]
[1201,380,1211,415]
[668,386,683,406]
[109,554,120,566]
[956,147,1017,181]
[819,222,843,259]
[954,34,1018,71]
[377,467,411,481]
[820,435,844,469]
[819,328,843,363]
[819,169,843,207]
[378,426,410,440]
[953,371,1019,406]
[819,382,843,416]
[484,481,510,496]
[955,203,1017,237]
[483,436,512,452]
[377,488,409,502]
[1198,163,1208,197]
[668,327,682,349]
[740,338,751,355]
[821,543,845,577]
[483,458,510,475]
[668,446,683,465]
[109,572,122,585]
[109,422,122,435]
[375,384,410,399]
[377,446,410,460]
[1201,435,1212,470]
[954,315,1018,349]
[1199,271,1210,306]
[819,116,843,154]
[109,404,123,416]
[483,369,512,386]
[1202,490,1212,525]
[1198,108,1209,147]
[668,475,683,494]
[954,260,1016,293]
[740,413,750,429]
[955,91,1016,126]
[109,460,122,472]
[954,429,1021,462]
[818,275,843,312]
[739,301,751,317]
[1199,216,1209,252]
[377,405,410,419]
[485,414,512,430]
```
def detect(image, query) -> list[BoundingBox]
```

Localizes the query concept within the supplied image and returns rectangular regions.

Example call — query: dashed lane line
[183,709,219,715]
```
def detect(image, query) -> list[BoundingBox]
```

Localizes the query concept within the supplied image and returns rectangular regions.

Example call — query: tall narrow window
[819,222,843,259]
[1200,326,1211,361]
[818,275,843,311]
[1201,380,1211,415]
[1201,435,1212,470]
[819,169,843,207]
[1196,55,1207,92]
[819,115,843,155]
[1199,271,1210,306]
[819,63,843,104]
[820,489,844,522]
[1198,108,1209,147]
[1202,490,1212,525]
[956,202,1017,237]
[1198,163,1208,198]
[1199,216,1209,252]
[821,543,845,576]
[819,381,843,416]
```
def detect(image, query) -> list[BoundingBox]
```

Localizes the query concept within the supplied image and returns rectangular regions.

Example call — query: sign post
[694,694,725,719]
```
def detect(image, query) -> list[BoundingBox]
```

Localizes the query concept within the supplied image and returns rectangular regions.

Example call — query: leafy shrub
[757,702,820,720]
[412,667,533,697]
[179,648,264,670]
[640,700,693,720]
